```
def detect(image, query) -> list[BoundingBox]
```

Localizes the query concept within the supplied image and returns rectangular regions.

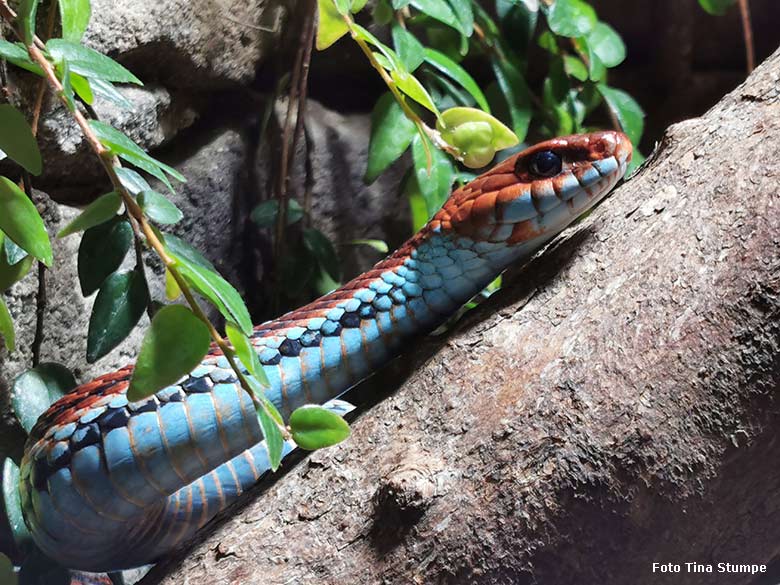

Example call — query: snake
[17,131,632,572]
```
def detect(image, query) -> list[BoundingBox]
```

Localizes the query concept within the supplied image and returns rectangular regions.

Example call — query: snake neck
[248,228,517,419]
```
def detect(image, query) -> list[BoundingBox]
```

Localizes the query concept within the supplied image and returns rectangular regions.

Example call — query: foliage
[316,0,645,241]
[0,0,357,577]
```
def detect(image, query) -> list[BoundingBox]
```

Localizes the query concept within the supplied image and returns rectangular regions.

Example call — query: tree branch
[147,47,780,585]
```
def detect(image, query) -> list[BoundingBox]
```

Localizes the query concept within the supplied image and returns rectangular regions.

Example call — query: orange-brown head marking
[432,131,632,246]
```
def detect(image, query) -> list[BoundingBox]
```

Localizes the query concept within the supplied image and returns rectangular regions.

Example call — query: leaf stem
[338,9,459,167]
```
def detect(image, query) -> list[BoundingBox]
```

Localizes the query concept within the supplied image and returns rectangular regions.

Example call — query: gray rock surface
[83,0,288,88]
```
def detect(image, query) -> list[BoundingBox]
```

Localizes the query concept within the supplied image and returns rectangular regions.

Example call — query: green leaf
[365,93,416,184]
[424,48,490,112]
[391,69,439,116]
[404,169,429,231]
[598,84,645,145]
[225,322,269,387]
[162,233,216,271]
[698,0,737,15]
[303,228,340,282]
[114,166,151,195]
[352,23,404,72]
[545,0,596,37]
[0,297,14,352]
[627,148,645,176]
[0,40,43,75]
[87,269,149,362]
[392,24,425,72]
[138,190,183,225]
[46,39,141,84]
[77,217,132,296]
[0,553,17,585]
[0,177,52,266]
[411,134,455,217]
[585,22,625,68]
[582,41,606,81]
[537,30,560,53]
[495,0,538,52]
[491,57,533,142]
[0,232,33,292]
[445,0,474,37]
[349,238,389,253]
[89,120,184,191]
[19,549,70,585]
[57,60,77,112]
[3,458,32,553]
[437,107,518,168]
[409,0,464,35]
[90,78,132,109]
[289,405,351,450]
[128,305,210,401]
[58,0,91,42]
[563,55,589,81]
[70,71,94,105]
[4,237,27,266]
[18,0,39,45]
[57,191,121,237]
[11,363,76,433]
[250,199,304,228]
[316,0,349,50]
[252,387,284,470]
[166,241,253,336]
[0,104,42,175]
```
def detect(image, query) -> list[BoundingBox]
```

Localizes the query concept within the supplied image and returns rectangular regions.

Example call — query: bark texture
[144,48,780,585]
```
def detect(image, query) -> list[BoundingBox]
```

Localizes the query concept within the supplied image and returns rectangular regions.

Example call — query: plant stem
[737,0,755,73]
[0,3,289,438]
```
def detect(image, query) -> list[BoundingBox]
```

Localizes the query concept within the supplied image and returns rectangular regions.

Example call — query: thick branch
[144,47,780,585]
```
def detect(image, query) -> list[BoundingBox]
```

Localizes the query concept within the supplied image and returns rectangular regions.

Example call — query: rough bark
[143,47,780,585]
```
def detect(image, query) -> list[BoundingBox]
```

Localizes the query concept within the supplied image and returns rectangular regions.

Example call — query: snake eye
[527,150,562,177]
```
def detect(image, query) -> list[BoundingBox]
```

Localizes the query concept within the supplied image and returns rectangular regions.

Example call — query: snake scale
[17,132,632,572]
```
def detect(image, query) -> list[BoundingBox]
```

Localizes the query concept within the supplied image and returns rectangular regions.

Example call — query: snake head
[430,131,633,248]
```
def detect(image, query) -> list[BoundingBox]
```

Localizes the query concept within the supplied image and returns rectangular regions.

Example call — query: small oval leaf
[0,177,52,266]
[289,404,351,450]
[3,458,32,553]
[46,39,141,85]
[138,190,183,225]
[225,322,269,387]
[166,241,253,336]
[11,363,76,434]
[57,191,121,238]
[127,305,210,401]
[545,0,596,37]
[0,297,14,352]
[86,269,149,363]
[0,232,33,292]
[0,105,42,175]
[250,199,304,228]
[77,217,133,296]
[364,93,416,184]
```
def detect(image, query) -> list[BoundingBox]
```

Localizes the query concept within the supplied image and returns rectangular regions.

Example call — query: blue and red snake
[18,132,632,572]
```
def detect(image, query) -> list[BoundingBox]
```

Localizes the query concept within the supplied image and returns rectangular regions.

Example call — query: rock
[84,0,288,89]
[249,98,409,313]
[34,85,202,204]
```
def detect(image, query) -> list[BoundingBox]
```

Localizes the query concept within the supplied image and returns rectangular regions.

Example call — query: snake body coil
[18,132,632,571]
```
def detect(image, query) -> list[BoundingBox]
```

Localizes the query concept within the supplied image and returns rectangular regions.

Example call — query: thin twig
[737,0,755,73]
